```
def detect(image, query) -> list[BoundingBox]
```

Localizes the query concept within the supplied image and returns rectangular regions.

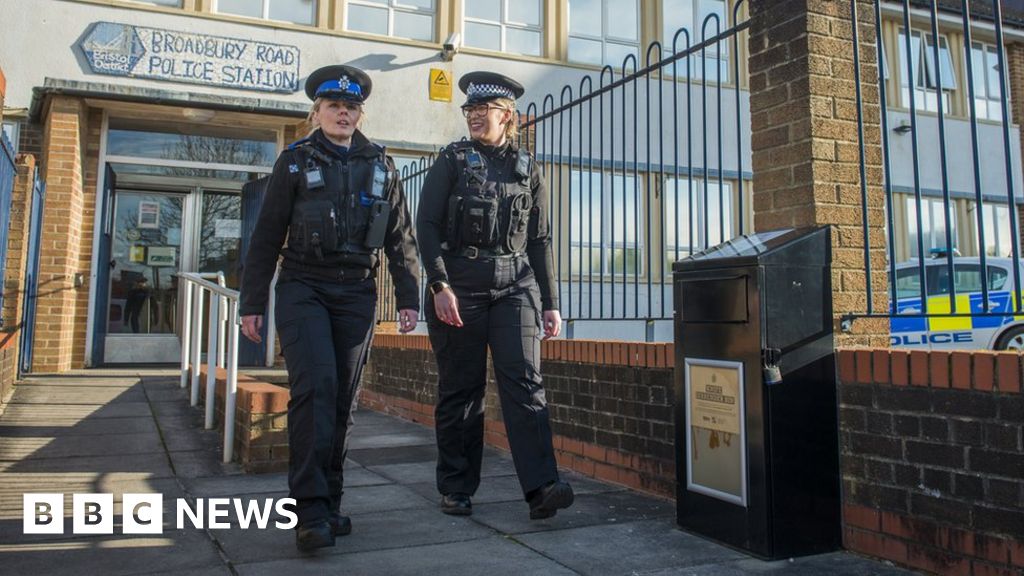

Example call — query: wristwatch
[430,281,450,294]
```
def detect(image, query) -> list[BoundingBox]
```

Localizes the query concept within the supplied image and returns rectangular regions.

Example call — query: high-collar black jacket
[416,139,558,311]
[240,129,420,316]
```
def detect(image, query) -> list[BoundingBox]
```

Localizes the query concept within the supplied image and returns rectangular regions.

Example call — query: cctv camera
[440,32,462,61]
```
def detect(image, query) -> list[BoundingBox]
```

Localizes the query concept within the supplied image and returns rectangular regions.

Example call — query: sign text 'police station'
[80,22,300,94]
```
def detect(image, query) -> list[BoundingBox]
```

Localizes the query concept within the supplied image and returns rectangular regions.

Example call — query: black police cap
[304,65,372,103]
[458,71,525,105]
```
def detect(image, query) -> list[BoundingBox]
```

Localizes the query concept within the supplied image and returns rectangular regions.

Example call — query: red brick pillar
[748,0,888,346]
[36,96,88,372]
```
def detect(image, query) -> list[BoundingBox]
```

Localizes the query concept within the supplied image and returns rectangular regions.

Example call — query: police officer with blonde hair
[416,71,573,519]
[240,64,420,551]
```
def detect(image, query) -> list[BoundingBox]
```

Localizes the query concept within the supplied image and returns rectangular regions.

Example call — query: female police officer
[240,64,420,551]
[416,72,573,520]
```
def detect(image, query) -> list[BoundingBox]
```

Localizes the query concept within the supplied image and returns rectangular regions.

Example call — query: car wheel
[996,326,1024,351]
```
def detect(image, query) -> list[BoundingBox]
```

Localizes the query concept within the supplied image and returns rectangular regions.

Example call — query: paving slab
[217,507,496,565]
[469,489,675,535]
[0,432,165,461]
[347,443,439,466]
[0,530,226,576]
[8,386,148,405]
[514,518,746,574]
[0,417,158,437]
[346,431,435,450]
[0,453,175,477]
[364,455,518,486]
[234,535,579,576]
[405,470,625,505]
[642,552,915,575]
[0,402,153,420]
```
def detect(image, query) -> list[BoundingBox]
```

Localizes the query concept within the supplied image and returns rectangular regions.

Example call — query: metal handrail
[177,271,241,464]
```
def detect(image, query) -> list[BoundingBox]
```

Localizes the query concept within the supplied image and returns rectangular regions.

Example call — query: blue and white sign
[79,22,300,94]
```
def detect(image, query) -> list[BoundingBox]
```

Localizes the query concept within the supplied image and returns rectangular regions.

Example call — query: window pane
[971,44,988,99]
[398,0,433,9]
[130,0,183,6]
[465,21,502,51]
[605,42,638,68]
[922,35,955,90]
[897,31,922,89]
[508,0,541,26]
[606,0,638,41]
[611,174,638,243]
[217,0,262,18]
[895,268,922,299]
[663,0,694,52]
[506,27,541,56]
[987,47,1003,101]
[395,10,434,40]
[268,0,316,25]
[107,128,276,166]
[568,37,603,66]
[952,264,983,294]
[348,4,388,34]
[465,0,500,21]
[664,178,693,250]
[569,0,601,36]
[906,197,955,258]
[698,0,727,30]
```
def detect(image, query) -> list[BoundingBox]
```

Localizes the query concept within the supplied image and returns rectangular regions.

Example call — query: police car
[891,255,1024,350]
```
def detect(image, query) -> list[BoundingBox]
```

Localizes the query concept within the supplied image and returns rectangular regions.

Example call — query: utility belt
[281,261,374,282]
[443,245,524,260]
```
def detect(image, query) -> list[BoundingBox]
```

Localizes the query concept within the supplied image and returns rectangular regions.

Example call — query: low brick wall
[837,349,1024,576]
[0,333,17,411]
[192,365,290,473]
[361,334,676,498]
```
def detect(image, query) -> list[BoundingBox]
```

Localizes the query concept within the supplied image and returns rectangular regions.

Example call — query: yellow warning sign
[429,68,452,102]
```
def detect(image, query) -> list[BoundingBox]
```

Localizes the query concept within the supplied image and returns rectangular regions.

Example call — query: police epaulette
[444,140,475,155]
[287,137,312,150]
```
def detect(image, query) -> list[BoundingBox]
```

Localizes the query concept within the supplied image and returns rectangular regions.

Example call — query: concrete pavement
[0,371,915,575]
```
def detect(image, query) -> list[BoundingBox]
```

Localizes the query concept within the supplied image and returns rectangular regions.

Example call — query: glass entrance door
[105,190,185,363]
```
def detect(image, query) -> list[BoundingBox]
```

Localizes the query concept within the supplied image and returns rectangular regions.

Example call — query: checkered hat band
[467,83,515,99]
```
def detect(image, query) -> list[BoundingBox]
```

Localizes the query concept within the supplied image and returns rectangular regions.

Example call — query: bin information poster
[685,358,747,507]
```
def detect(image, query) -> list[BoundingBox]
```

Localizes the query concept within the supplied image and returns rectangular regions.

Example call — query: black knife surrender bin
[672,226,840,559]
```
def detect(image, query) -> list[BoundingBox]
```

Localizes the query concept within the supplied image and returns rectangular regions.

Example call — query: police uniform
[416,72,574,519]
[240,65,420,549]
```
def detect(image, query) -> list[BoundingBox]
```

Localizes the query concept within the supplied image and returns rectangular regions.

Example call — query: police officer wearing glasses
[240,64,420,552]
[416,71,574,520]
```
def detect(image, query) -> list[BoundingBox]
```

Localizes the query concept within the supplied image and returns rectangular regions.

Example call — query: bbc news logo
[24,494,298,534]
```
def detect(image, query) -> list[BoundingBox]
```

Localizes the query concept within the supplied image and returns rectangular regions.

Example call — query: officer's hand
[434,288,464,327]
[398,309,418,333]
[241,315,263,344]
[543,310,562,340]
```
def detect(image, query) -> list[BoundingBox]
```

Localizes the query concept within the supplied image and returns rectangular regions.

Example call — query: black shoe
[440,493,472,516]
[528,481,574,520]
[295,520,335,552]
[329,512,352,537]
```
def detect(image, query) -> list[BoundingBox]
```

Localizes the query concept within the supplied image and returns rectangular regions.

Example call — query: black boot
[528,481,574,520]
[440,493,473,516]
[329,512,352,536]
[295,520,334,552]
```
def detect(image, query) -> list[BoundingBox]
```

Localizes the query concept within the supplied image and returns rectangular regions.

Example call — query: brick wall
[838,349,1024,576]
[748,0,888,345]
[361,335,677,498]
[194,364,290,473]
[0,334,17,410]
[35,97,88,372]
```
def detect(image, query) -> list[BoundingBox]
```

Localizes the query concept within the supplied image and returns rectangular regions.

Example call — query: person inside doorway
[123,276,150,334]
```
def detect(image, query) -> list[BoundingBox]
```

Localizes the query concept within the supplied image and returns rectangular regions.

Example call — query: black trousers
[427,254,559,499]
[274,271,376,526]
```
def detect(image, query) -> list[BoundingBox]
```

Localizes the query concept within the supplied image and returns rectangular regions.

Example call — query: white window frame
[905,195,957,259]
[567,0,640,68]
[568,169,644,277]
[127,0,183,6]
[1,121,20,155]
[214,0,318,25]
[346,0,436,41]
[970,41,1010,122]
[976,202,1014,258]
[661,0,730,81]
[663,177,734,260]
[897,28,956,113]
[462,0,543,56]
